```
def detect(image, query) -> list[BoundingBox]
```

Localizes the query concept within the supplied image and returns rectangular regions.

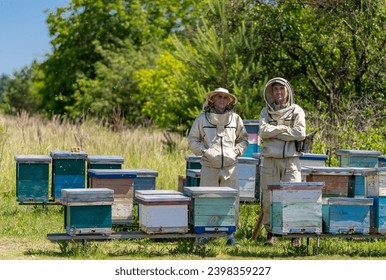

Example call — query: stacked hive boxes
[367,167,386,233]
[88,169,136,225]
[242,119,260,157]
[15,155,51,203]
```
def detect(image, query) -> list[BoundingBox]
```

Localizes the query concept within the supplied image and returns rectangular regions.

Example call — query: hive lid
[186,169,201,178]
[185,155,202,162]
[184,186,237,197]
[242,119,259,125]
[237,157,259,164]
[50,150,88,159]
[135,193,190,203]
[122,168,158,177]
[300,153,328,161]
[87,155,124,164]
[268,182,325,190]
[306,166,357,175]
[88,169,137,178]
[336,149,381,157]
[61,188,114,205]
[323,197,373,206]
[135,190,182,196]
[15,155,51,164]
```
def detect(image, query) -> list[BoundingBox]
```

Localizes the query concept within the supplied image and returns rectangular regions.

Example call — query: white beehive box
[135,192,190,234]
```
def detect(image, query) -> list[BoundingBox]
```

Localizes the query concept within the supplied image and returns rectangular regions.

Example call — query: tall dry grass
[0,112,190,196]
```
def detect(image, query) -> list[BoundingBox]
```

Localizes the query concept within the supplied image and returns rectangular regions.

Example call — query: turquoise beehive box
[15,155,51,203]
[322,197,373,234]
[336,149,381,168]
[61,188,114,236]
[184,186,237,234]
[185,155,202,170]
[370,196,386,234]
[185,169,201,187]
[269,182,324,235]
[50,150,88,201]
[125,168,158,194]
[87,155,124,170]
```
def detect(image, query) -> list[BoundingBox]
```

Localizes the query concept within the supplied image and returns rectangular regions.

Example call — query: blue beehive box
[61,188,114,236]
[336,149,381,168]
[379,156,386,168]
[268,182,324,235]
[88,169,136,225]
[15,155,51,203]
[322,197,373,234]
[299,153,328,167]
[370,196,386,234]
[124,168,158,194]
[237,157,259,202]
[50,150,88,201]
[242,119,260,157]
[347,168,376,198]
[184,186,237,234]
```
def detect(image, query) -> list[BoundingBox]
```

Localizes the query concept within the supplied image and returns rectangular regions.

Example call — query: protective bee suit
[259,77,306,244]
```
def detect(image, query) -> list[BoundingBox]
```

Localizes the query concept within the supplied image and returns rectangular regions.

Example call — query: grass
[1,113,386,260]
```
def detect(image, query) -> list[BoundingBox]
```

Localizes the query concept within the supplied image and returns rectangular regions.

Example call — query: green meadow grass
[1,113,386,260]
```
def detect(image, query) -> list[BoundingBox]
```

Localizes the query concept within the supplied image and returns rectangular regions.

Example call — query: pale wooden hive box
[135,191,190,234]
[322,197,373,234]
[237,157,259,202]
[61,188,114,236]
[88,169,136,225]
[184,186,238,234]
[268,182,324,235]
[366,168,386,197]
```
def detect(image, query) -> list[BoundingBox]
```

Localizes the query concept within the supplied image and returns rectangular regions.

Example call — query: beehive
[242,119,260,157]
[347,168,376,198]
[268,182,324,235]
[50,150,88,201]
[322,197,373,234]
[366,168,386,197]
[88,169,136,225]
[185,155,202,170]
[61,188,114,236]
[15,155,51,203]
[299,153,328,167]
[185,169,201,187]
[87,155,124,170]
[125,168,158,194]
[306,167,352,197]
[370,196,386,234]
[336,149,381,168]
[184,186,237,234]
[135,191,190,234]
[237,157,259,202]
[379,156,386,168]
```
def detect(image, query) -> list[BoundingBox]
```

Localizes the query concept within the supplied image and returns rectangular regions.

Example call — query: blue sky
[0,0,69,76]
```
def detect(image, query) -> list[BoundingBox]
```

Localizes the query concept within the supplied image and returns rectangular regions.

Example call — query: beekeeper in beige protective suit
[259,77,306,247]
[188,87,249,246]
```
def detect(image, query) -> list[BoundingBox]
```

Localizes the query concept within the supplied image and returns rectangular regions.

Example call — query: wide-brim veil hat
[205,88,238,105]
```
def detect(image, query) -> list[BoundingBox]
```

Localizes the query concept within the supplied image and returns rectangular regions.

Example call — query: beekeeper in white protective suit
[188,87,249,246]
[259,77,306,247]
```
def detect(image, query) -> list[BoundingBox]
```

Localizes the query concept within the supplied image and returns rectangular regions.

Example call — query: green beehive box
[61,188,114,236]
[185,155,202,170]
[336,149,381,168]
[50,150,88,201]
[15,155,52,203]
